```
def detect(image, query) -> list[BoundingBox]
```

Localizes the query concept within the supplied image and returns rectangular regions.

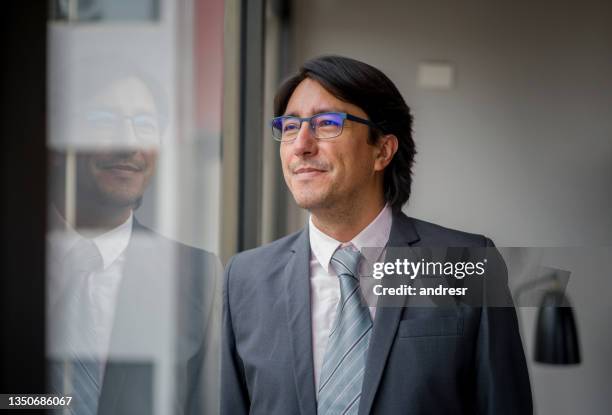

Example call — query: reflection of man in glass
[63,76,159,227]
[47,69,219,415]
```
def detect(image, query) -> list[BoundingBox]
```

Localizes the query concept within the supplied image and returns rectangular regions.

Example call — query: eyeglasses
[271,111,378,142]
[84,110,163,143]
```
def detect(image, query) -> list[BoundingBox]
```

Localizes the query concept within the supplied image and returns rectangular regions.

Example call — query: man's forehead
[89,77,157,114]
[284,79,357,117]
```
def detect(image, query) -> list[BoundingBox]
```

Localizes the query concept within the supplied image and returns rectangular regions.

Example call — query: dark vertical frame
[0,2,47,405]
[238,0,266,250]
[270,0,292,240]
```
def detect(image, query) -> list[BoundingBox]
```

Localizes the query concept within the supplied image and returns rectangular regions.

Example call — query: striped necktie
[318,246,372,415]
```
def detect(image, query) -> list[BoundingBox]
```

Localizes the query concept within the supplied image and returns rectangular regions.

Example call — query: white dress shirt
[309,204,392,392]
[47,209,133,377]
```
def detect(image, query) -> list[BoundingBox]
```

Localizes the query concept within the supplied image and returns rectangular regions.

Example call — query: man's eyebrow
[283,107,343,117]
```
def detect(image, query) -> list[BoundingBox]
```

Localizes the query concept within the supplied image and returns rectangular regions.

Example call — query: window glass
[46,1,223,413]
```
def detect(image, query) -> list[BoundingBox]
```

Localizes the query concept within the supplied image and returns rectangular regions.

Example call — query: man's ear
[374,134,399,171]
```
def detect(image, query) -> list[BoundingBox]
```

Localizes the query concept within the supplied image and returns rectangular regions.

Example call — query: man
[47,71,220,414]
[221,55,532,414]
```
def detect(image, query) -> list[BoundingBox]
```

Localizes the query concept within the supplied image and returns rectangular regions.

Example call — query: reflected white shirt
[309,204,392,393]
[47,209,133,371]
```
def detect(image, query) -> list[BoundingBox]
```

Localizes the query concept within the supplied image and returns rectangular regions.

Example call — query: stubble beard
[292,181,361,226]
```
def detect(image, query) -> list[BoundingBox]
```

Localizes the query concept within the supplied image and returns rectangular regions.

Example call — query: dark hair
[49,55,169,138]
[274,55,416,212]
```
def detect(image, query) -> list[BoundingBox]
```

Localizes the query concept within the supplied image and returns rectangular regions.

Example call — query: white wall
[290,0,612,413]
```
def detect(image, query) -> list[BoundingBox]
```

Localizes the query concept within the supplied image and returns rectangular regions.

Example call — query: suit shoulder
[134,220,217,260]
[224,229,304,288]
[409,216,490,247]
[229,229,302,269]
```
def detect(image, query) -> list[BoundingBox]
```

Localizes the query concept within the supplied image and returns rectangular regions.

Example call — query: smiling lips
[293,166,328,179]
[291,159,330,175]
[98,162,144,173]
[294,166,325,174]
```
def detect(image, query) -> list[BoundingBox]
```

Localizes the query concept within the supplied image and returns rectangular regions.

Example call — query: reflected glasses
[271,112,378,142]
[85,110,162,143]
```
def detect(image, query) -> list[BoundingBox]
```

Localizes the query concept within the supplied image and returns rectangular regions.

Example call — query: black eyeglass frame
[270,111,379,142]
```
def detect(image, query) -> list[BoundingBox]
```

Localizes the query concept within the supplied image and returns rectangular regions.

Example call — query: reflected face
[280,79,380,212]
[78,149,157,208]
[77,77,159,208]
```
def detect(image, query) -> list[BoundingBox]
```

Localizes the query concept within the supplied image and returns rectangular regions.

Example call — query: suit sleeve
[221,256,250,415]
[475,237,533,414]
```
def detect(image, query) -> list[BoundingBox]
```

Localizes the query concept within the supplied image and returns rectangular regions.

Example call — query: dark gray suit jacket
[221,212,532,414]
[95,220,221,415]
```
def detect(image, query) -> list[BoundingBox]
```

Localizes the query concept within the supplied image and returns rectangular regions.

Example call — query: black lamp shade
[534,291,581,364]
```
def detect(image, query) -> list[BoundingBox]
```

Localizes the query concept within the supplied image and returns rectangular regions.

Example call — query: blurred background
[1,0,611,414]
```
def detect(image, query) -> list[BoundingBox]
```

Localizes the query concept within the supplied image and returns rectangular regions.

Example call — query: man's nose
[118,118,140,148]
[123,118,138,144]
[291,121,318,157]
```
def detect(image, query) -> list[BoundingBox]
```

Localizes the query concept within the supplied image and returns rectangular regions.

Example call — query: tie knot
[65,238,103,274]
[330,246,361,279]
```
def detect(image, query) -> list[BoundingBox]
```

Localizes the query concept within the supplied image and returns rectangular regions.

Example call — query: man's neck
[311,199,386,243]
[52,199,133,236]
[75,207,132,235]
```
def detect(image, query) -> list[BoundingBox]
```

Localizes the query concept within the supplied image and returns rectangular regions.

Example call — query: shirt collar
[47,206,81,264]
[92,212,133,270]
[47,207,134,270]
[309,204,392,273]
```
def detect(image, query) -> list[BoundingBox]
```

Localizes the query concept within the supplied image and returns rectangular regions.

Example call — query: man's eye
[283,123,299,132]
[87,111,116,127]
[136,122,157,134]
[133,116,159,134]
[317,118,340,127]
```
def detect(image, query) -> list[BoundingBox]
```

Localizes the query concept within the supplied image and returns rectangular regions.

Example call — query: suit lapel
[100,220,164,413]
[104,219,160,361]
[359,212,420,415]
[284,228,317,415]
[98,364,128,414]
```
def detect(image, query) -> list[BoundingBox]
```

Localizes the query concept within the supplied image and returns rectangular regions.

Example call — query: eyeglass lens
[273,113,344,141]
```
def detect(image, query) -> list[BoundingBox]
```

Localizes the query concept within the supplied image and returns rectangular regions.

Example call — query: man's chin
[96,192,142,209]
[292,193,331,211]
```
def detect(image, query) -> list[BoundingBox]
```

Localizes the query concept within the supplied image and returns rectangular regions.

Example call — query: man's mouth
[294,167,326,174]
[292,166,329,179]
[97,162,143,172]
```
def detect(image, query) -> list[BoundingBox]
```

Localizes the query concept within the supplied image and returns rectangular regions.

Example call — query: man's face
[280,78,382,213]
[77,77,159,208]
